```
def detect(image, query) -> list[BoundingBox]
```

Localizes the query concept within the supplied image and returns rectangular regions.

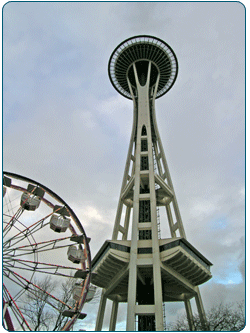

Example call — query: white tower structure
[92,36,212,331]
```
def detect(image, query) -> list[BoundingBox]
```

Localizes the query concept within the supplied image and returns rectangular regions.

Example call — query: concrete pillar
[109,298,119,331]
[195,287,208,330]
[95,289,107,331]
[184,299,195,331]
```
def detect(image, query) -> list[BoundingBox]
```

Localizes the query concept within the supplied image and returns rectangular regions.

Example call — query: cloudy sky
[3,1,245,331]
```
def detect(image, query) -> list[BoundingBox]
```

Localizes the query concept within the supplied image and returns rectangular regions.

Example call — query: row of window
[141,139,148,151]
[108,240,211,270]
[141,126,148,173]
[110,242,152,254]
[139,200,151,222]
[140,156,149,170]
[140,126,150,240]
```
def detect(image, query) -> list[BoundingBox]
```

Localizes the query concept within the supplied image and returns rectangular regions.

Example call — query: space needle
[91,35,212,331]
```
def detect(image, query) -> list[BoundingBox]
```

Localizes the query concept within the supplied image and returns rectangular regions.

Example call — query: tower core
[92,36,212,331]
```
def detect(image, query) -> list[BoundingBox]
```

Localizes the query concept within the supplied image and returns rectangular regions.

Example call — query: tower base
[92,238,212,330]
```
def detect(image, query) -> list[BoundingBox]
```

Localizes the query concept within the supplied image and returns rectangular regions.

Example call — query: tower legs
[184,299,195,331]
[195,287,208,330]
[109,298,119,331]
[95,290,107,331]
[95,291,208,331]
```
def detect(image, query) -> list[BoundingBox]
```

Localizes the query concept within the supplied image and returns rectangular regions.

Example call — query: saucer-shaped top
[108,35,178,99]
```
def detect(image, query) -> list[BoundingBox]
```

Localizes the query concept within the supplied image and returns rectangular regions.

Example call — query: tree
[167,301,245,331]
[19,275,76,331]
[19,276,58,331]
[49,276,76,331]
[19,275,100,331]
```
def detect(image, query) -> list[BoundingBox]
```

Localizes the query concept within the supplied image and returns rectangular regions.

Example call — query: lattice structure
[92,35,212,331]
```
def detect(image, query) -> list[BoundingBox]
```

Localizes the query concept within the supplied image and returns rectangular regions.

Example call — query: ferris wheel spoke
[3,192,21,217]
[3,270,34,301]
[3,215,26,234]
[3,214,53,249]
[3,207,25,237]
[5,258,87,278]
[3,223,34,249]
[4,270,73,311]
[4,236,73,258]
[3,205,76,250]
[3,284,32,331]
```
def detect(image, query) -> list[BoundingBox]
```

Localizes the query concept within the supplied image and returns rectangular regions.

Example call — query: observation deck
[108,35,178,99]
[91,238,212,302]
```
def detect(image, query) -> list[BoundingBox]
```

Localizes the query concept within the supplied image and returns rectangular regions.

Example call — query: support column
[109,298,119,331]
[195,287,208,330]
[111,100,137,241]
[149,165,164,331]
[126,154,140,331]
[127,63,150,331]
[151,102,186,239]
[166,204,176,238]
[122,206,131,240]
[95,289,107,331]
[126,196,139,331]
[184,299,195,331]
[147,70,164,332]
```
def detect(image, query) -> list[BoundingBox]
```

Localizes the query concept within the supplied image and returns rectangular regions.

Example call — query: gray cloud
[3,2,245,330]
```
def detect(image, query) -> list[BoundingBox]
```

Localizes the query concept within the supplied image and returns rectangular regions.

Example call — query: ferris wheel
[3,172,94,331]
